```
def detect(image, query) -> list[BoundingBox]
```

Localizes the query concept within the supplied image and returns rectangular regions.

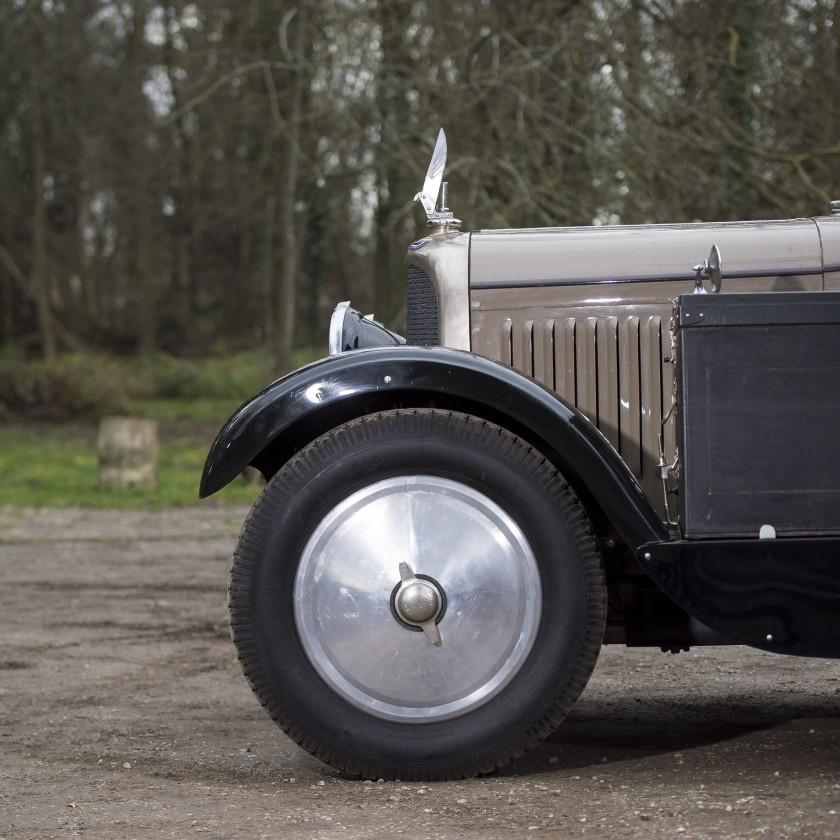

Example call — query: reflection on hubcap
[294,476,541,721]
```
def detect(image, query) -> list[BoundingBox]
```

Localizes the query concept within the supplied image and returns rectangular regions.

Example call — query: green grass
[0,351,331,509]
[0,407,262,509]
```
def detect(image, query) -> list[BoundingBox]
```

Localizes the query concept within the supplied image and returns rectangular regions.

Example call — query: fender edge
[200,346,669,548]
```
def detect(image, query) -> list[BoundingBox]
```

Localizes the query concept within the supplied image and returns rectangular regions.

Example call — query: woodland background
[2,0,840,375]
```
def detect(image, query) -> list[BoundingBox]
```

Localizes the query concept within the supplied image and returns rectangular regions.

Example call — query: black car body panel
[638,537,840,657]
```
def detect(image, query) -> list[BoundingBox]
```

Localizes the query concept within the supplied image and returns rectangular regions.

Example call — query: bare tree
[1,0,838,360]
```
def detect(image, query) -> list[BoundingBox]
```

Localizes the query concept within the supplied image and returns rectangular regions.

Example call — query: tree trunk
[164,9,195,351]
[132,138,156,354]
[128,1,156,355]
[31,88,56,363]
[0,262,11,348]
[374,0,414,329]
[0,192,12,348]
[276,5,309,375]
[303,199,324,347]
[262,192,276,346]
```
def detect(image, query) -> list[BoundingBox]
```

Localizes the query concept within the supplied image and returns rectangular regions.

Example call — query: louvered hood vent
[500,312,675,511]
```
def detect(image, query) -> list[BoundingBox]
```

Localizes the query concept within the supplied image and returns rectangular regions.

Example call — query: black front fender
[200,346,668,548]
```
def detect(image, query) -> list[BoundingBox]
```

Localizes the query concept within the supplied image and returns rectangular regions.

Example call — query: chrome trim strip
[471,265,824,290]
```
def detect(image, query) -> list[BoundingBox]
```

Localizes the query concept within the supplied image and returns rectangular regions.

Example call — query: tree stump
[97,417,159,491]
[241,466,266,488]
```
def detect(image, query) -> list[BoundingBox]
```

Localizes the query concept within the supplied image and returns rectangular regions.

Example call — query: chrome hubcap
[294,476,541,721]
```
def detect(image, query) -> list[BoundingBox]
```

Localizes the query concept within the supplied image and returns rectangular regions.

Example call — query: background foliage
[2,0,839,370]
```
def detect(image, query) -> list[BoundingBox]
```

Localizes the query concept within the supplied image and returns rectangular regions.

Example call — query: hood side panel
[469,220,823,518]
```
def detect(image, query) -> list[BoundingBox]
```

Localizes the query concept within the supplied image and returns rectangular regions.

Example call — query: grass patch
[0,351,331,508]
[0,409,262,509]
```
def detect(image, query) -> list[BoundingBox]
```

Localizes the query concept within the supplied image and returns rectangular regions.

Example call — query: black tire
[229,409,605,780]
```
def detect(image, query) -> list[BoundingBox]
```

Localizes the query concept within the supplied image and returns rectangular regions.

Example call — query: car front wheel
[229,409,605,780]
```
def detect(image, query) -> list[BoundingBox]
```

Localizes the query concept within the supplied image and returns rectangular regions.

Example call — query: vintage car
[201,130,840,781]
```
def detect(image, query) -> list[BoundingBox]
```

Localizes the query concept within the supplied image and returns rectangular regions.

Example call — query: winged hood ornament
[414,128,461,230]
[415,128,447,217]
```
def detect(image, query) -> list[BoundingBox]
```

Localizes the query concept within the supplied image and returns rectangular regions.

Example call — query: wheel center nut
[392,562,445,647]
[395,580,441,625]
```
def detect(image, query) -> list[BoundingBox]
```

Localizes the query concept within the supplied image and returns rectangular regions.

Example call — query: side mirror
[692,244,723,294]
[707,244,722,294]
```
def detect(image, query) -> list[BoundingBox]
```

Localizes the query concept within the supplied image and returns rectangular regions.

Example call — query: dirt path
[1,504,838,839]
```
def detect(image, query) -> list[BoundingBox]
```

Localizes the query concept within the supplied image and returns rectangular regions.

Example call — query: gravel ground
[1,503,839,839]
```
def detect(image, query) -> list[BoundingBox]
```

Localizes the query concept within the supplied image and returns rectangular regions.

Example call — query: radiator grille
[501,313,675,505]
[406,265,439,346]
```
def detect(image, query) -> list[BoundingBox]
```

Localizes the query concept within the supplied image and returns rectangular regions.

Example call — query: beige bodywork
[410,214,840,519]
